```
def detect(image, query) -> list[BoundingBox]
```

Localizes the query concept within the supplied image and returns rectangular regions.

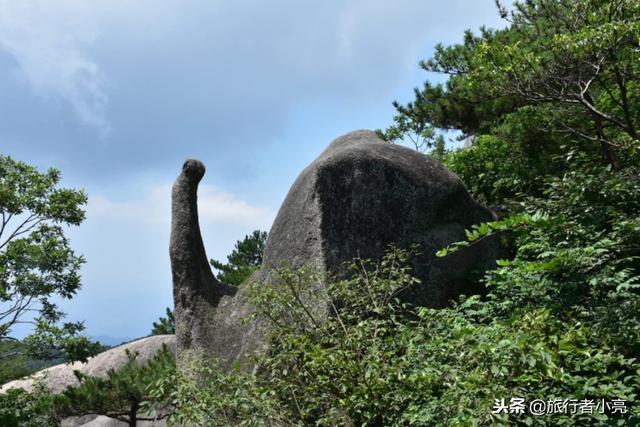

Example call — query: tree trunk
[128,401,138,427]
[585,92,619,169]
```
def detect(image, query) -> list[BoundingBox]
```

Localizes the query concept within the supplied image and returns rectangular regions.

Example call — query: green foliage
[150,248,424,426]
[210,230,268,286]
[6,2,636,425]
[0,383,57,427]
[0,340,33,385]
[375,115,442,153]
[149,241,639,425]
[0,155,99,363]
[147,358,289,427]
[151,307,176,335]
[54,345,175,425]
[381,0,640,169]
[435,162,640,424]
[21,320,104,364]
[444,134,544,207]
[379,26,522,140]
[0,346,176,426]
[487,0,640,145]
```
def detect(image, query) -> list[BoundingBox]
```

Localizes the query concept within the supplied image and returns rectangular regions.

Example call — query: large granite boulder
[170,130,500,368]
[261,129,499,305]
[0,335,175,394]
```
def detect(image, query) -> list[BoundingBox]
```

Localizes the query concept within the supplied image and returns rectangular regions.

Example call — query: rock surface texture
[171,130,500,368]
[170,159,236,364]
[0,335,175,394]
[62,414,166,427]
[262,129,499,306]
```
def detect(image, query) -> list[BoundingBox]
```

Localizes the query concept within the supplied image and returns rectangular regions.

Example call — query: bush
[149,234,640,425]
[0,383,57,427]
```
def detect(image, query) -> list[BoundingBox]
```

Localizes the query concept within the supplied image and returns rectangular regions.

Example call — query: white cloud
[0,0,109,135]
[0,0,506,177]
[197,186,274,226]
[89,184,274,228]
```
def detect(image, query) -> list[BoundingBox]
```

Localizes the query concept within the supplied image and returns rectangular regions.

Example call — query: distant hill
[0,341,67,385]
[24,349,67,371]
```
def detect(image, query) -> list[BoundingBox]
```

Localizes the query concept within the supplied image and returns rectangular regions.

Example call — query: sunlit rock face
[0,335,175,394]
[171,130,500,368]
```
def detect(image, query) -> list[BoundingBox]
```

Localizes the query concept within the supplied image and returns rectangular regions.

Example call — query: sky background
[0,0,505,342]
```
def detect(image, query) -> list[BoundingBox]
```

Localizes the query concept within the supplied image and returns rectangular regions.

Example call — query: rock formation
[171,130,500,368]
[0,335,175,394]
[170,160,236,364]
[261,129,499,307]
[62,414,165,427]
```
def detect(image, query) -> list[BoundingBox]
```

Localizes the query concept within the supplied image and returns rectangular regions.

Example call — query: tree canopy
[0,155,100,364]
[380,0,640,170]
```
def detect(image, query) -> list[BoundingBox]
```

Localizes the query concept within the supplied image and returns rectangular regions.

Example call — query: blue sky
[0,0,505,340]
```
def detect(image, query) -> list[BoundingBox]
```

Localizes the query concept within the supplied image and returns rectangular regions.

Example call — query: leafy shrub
[149,225,640,425]
[0,381,57,427]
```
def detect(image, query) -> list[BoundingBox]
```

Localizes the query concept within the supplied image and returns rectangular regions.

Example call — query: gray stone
[62,415,126,427]
[170,130,500,367]
[170,159,236,364]
[0,335,175,394]
[62,414,167,427]
[261,129,499,306]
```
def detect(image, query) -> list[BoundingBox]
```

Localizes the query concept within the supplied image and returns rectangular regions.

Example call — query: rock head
[171,130,500,368]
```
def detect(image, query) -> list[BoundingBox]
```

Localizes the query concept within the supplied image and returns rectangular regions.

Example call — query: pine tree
[151,307,175,335]
[53,346,175,426]
[210,230,268,285]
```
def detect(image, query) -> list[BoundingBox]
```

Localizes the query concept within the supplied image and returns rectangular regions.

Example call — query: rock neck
[170,160,236,357]
[170,160,210,290]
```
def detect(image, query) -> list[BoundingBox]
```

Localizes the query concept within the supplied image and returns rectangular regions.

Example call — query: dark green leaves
[0,156,86,224]
[0,155,96,363]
